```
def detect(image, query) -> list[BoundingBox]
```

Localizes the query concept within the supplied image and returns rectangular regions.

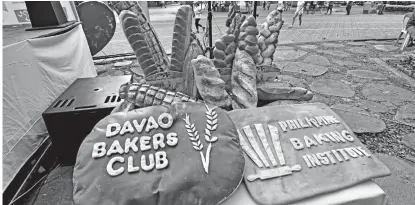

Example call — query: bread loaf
[257,82,314,101]
[215,39,227,50]
[170,6,193,72]
[245,26,259,35]
[255,53,264,65]
[222,34,236,44]
[213,48,227,60]
[115,1,169,75]
[260,28,271,38]
[231,49,258,109]
[239,32,248,41]
[256,10,283,67]
[183,41,204,98]
[262,57,272,66]
[238,41,247,50]
[191,56,232,108]
[246,16,257,27]
[120,83,201,108]
[225,42,236,55]
[244,35,258,46]
[214,59,227,68]
[245,45,259,56]
[120,10,159,76]
[225,53,235,64]
[261,44,275,58]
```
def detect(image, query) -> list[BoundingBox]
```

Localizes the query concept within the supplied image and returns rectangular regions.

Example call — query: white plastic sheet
[3,24,97,190]
[222,181,387,205]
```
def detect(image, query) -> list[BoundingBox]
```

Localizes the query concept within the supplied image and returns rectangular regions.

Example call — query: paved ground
[97,4,403,57]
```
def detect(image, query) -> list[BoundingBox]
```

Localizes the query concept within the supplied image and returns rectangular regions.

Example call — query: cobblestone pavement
[97,4,403,57]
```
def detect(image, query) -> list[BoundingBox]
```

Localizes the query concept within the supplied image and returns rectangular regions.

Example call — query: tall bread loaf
[119,11,159,76]
[191,56,231,109]
[257,10,283,66]
[231,49,258,109]
[115,2,169,75]
[182,40,204,98]
[170,6,193,72]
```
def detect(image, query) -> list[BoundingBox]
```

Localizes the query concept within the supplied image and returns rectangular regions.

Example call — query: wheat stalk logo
[183,104,218,173]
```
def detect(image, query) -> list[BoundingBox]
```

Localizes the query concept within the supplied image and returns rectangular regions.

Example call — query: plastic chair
[395,12,413,51]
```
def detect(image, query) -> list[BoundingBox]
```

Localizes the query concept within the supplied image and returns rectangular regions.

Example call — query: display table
[31,166,386,205]
[223,181,387,205]
[3,23,97,190]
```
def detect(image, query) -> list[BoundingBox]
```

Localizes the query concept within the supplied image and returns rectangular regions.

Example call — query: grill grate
[53,98,75,108]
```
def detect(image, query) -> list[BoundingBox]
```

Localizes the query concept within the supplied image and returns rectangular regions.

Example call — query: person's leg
[289,12,298,28]
[299,14,302,26]
[330,5,333,15]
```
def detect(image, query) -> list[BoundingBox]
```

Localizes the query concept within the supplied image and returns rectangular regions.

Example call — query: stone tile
[276,75,309,88]
[332,106,386,133]
[273,49,308,61]
[332,59,362,68]
[362,83,415,105]
[331,104,369,114]
[402,133,415,151]
[298,45,318,50]
[356,100,390,113]
[373,45,399,52]
[316,50,352,58]
[282,62,328,77]
[395,104,415,126]
[347,70,387,80]
[348,47,371,54]
[311,79,355,98]
[322,43,345,48]
[304,55,331,66]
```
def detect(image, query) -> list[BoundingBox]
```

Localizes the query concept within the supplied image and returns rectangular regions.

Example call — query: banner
[2,1,76,26]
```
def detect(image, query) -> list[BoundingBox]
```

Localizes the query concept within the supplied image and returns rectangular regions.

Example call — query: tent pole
[253,1,257,18]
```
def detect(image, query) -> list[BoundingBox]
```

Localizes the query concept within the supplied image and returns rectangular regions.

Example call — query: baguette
[183,41,204,98]
[231,49,258,109]
[170,6,193,72]
[192,56,231,108]
[257,82,313,101]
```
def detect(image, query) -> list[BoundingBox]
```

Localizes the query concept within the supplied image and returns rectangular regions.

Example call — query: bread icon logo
[237,124,301,182]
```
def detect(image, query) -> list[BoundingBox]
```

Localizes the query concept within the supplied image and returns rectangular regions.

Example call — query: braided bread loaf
[258,10,283,66]
[213,34,236,68]
[238,16,260,65]
[191,55,231,109]
[170,6,193,72]
[231,49,258,109]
